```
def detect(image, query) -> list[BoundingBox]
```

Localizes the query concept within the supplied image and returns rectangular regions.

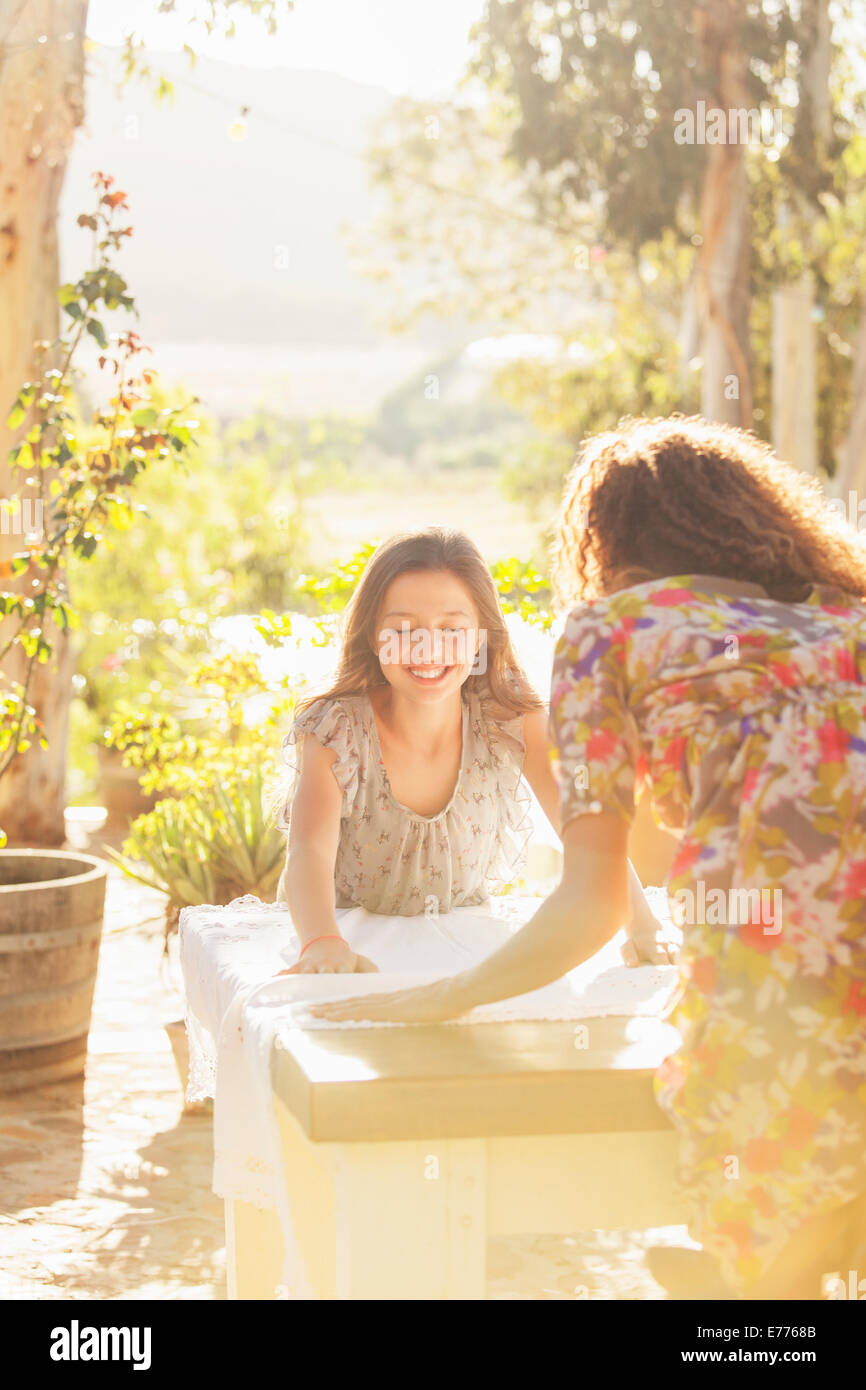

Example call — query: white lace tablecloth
[179,889,679,1298]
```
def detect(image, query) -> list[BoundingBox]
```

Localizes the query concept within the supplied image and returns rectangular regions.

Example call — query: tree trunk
[836,298,866,498]
[772,272,817,474]
[695,6,752,429]
[770,1,829,476]
[0,0,88,845]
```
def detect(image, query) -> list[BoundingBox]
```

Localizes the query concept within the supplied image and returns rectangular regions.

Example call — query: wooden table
[224,1015,687,1300]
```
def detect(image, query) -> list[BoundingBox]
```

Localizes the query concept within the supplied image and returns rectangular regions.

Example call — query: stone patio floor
[0,854,685,1301]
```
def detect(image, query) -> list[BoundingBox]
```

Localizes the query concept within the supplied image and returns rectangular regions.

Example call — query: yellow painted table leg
[224,1197,286,1300]
[224,1102,686,1300]
[331,1137,487,1300]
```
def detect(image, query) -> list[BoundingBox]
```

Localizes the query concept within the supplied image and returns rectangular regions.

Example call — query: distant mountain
[60,49,462,413]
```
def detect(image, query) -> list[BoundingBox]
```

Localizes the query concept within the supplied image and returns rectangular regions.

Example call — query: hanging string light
[0,35,820,308]
[228,105,250,141]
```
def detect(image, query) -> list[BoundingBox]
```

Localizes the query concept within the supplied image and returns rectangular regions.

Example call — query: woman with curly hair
[313,415,866,1301]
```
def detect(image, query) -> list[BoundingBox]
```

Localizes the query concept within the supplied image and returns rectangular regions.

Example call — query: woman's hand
[276,937,379,976]
[621,921,680,968]
[308,976,465,1023]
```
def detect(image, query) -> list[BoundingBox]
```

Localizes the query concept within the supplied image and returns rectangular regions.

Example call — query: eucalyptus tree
[0,0,292,843]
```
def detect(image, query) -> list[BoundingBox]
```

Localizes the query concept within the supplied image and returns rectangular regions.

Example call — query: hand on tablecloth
[308,976,463,1023]
[277,937,379,976]
[620,922,680,968]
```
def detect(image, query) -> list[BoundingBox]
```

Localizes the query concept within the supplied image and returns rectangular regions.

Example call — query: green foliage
[356,1,866,491]
[354,62,710,514]
[68,463,220,737]
[69,406,362,740]
[750,116,866,474]
[496,237,700,510]
[107,766,286,942]
[489,557,553,629]
[357,94,587,329]
[1,173,199,843]
[105,647,293,935]
[500,437,575,522]
[216,410,363,611]
[118,1,295,96]
[296,540,557,630]
[474,1,809,248]
[295,542,378,614]
[358,3,817,324]
[105,650,292,796]
[367,350,526,460]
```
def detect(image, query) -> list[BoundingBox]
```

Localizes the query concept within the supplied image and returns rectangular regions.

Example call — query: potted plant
[0,174,198,1091]
[103,643,292,1104]
[108,766,287,940]
[109,766,287,1108]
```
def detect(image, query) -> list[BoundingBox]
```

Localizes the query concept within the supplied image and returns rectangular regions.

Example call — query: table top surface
[271,1015,681,1143]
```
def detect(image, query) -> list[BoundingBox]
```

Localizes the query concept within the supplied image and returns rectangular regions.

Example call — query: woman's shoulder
[288,691,369,749]
[560,578,669,626]
[558,594,622,653]
[294,689,369,718]
[471,689,540,761]
[557,576,721,652]
[283,693,369,806]
[473,690,519,724]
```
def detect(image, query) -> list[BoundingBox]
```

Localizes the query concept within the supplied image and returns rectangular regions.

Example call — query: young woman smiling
[275,526,669,975]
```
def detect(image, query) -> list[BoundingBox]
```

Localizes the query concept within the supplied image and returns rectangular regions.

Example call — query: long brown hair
[296,527,543,719]
[553,414,866,609]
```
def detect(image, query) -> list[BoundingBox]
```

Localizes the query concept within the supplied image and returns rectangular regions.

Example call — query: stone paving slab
[0,868,226,1301]
[0,855,682,1300]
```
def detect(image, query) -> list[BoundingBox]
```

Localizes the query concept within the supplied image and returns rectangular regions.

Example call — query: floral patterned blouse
[549,572,866,1294]
[282,689,531,916]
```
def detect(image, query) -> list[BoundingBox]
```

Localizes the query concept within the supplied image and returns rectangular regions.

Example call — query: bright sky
[86,0,487,97]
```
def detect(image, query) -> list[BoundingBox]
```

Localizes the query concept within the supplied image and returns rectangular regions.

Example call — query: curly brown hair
[553,414,866,609]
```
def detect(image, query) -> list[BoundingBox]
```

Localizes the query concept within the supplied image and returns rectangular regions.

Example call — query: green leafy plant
[105,646,293,941]
[294,542,378,613]
[489,557,553,629]
[0,172,199,842]
[107,766,286,947]
[68,403,362,785]
[295,542,555,627]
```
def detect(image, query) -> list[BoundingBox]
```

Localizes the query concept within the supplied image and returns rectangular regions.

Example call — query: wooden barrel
[0,850,107,1092]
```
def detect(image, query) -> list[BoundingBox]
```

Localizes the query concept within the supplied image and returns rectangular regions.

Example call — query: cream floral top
[282,689,532,915]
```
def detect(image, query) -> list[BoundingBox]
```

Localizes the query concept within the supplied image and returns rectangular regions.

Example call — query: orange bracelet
[298,934,348,957]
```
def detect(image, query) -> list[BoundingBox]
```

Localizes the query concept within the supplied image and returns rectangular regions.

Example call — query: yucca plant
[203,767,286,897]
[108,766,286,949]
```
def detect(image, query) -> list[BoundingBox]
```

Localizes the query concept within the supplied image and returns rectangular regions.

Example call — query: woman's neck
[371,684,464,755]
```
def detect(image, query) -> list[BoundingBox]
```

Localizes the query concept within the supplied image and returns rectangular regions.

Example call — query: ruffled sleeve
[279,697,360,825]
[475,695,534,892]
